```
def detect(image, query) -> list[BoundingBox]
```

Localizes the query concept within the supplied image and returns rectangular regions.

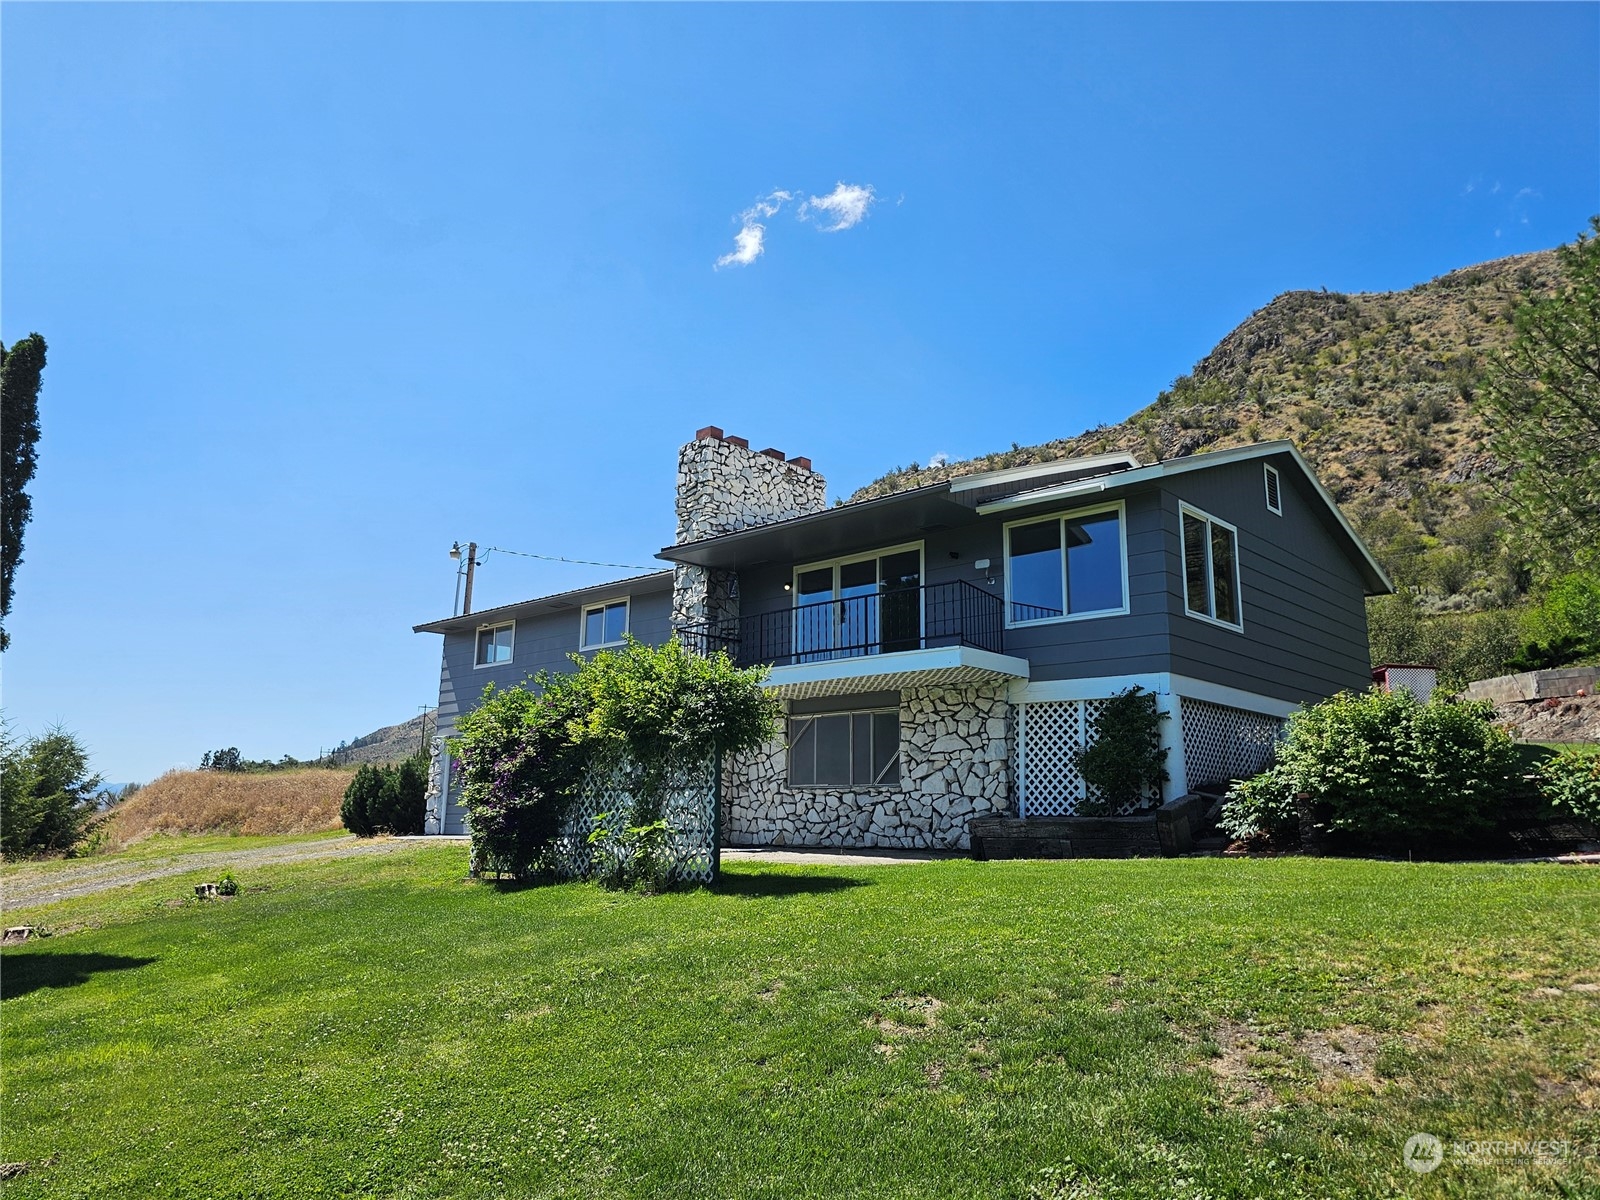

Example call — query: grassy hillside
[854,250,1560,606]
[108,767,355,845]
[3,847,1597,1197]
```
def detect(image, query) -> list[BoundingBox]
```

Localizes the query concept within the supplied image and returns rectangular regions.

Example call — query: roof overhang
[658,484,973,570]
[761,645,1031,701]
[413,571,673,635]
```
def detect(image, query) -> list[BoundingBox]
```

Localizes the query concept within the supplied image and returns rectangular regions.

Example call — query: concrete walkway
[722,847,946,867]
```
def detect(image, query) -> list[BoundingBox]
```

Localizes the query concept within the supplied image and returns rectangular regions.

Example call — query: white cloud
[800,182,877,232]
[715,190,795,269]
[716,223,767,269]
[715,182,879,268]
[928,451,951,468]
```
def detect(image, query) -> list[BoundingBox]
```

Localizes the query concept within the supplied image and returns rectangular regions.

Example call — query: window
[1004,503,1127,625]
[793,544,922,660]
[474,622,514,667]
[788,708,900,788]
[581,599,629,649]
[1264,464,1283,515]
[1181,505,1242,629]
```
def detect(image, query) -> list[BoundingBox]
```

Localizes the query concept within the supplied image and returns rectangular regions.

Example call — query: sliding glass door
[793,545,923,662]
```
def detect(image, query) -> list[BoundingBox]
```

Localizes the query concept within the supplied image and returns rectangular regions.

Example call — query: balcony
[677,580,1029,700]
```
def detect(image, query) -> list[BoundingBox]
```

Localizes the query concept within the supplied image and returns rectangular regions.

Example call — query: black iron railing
[676,580,1004,669]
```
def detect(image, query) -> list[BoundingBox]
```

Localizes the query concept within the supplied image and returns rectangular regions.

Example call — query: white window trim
[579,597,630,650]
[786,705,902,790]
[791,541,925,655]
[1179,502,1245,632]
[1002,500,1131,629]
[1264,464,1283,516]
[792,540,925,592]
[472,620,516,669]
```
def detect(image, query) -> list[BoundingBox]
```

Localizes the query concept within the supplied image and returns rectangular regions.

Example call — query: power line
[482,545,661,572]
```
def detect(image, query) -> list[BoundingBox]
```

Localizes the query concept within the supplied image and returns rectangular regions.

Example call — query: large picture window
[1004,504,1127,625]
[788,709,900,788]
[1181,505,1242,629]
[581,599,629,649]
[475,622,514,667]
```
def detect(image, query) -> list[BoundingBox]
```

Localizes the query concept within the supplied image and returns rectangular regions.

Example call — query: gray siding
[727,469,1371,703]
[431,587,673,832]
[1158,461,1372,704]
[734,491,1177,682]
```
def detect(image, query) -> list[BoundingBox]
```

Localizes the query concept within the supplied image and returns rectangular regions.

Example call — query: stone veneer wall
[671,429,827,629]
[723,685,1014,851]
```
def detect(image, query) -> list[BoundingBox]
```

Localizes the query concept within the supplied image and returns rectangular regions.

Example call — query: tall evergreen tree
[1,333,47,652]
[1481,219,1600,575]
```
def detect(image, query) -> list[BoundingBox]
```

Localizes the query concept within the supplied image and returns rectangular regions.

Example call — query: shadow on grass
[709,873,870,899]
[1,953,158,1001]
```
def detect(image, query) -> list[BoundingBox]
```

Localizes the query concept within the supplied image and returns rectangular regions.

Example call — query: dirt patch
[1207,1022,1384,1108]
[866,992,944,1039]
[1298,1027,1381,1082]
[756,980,785,1002]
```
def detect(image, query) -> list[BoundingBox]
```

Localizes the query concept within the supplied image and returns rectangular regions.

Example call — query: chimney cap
[695,425,724,441]
[725,435,749,449]
[787,455,812,471]
[759,447,785,460]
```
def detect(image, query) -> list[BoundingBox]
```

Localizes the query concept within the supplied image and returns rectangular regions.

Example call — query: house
[415,427,1392,848]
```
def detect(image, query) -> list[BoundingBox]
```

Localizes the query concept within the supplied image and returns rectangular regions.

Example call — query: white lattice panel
[552,756,718,883]
[1015,698,1153,816]
[1381,666,1437,702]
[1179,698,1282,791]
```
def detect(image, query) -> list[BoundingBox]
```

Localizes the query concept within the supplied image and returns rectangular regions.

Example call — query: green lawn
[3,847,1598,1199]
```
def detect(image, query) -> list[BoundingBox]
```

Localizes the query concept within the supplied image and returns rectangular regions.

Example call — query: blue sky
[4,3,1596,783]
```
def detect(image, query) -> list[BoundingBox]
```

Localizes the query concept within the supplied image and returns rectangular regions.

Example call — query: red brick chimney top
[690,428,814,471]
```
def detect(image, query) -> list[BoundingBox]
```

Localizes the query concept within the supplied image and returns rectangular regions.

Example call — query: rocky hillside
[330,710,435,766]
[852,249,1562,607]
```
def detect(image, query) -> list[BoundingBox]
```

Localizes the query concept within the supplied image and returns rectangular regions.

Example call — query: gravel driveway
[2,837,419,912]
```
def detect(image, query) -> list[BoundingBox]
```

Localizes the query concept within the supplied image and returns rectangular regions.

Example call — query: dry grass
[109,768,356,845]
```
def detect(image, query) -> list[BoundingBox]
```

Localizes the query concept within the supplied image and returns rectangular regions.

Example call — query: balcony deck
[677,580,1029,698]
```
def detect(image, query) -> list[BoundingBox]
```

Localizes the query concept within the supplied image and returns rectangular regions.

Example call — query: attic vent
[1264,464,1283,515]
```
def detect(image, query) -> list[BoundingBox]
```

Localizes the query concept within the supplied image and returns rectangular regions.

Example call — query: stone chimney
[673,426,827,630]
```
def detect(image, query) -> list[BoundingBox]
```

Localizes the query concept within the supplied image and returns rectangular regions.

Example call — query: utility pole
[462,541,478,615]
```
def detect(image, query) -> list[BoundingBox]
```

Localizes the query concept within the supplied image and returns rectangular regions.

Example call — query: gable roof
[657,440,1392,595]
[973,441,1392,593]
[413,570,673,635]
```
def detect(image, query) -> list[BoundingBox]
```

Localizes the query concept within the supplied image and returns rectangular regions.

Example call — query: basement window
[1181,505,1243,630]
[581,599,629,649]
[475,622,515,667]
[788,709,900,788]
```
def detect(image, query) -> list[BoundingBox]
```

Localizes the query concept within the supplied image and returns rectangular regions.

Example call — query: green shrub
[340,764,385,838]
[1538,751,1600,825]
[1074,687,1169,814]
[452,676,588,878]
[1217,766,1300,845]
[1218,689,1519,847]
[341,755,431,838]
[0,724,106,858]
[587,815,673,893]
[215,871,240,897]
[450,638,781,884]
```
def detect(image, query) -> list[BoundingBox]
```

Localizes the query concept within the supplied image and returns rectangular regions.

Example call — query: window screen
[788,709,900,787]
